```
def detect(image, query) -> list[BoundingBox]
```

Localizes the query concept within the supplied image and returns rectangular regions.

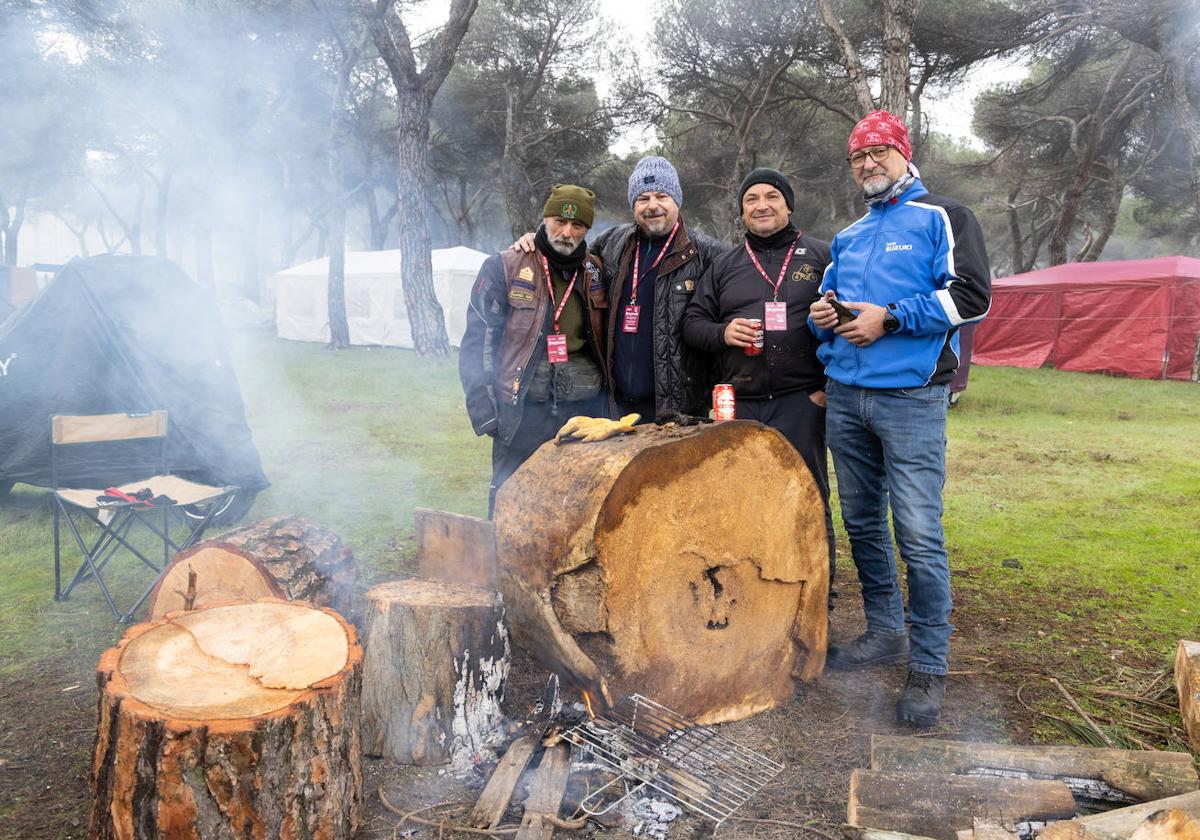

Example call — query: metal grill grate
[563,693,783,826]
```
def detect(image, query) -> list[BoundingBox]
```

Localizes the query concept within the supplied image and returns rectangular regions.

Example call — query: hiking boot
[896,671,946,727]
[825,630,908,670]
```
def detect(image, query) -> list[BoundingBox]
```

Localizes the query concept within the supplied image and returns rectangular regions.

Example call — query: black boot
[826,630,908,670]
[896,671,946,727]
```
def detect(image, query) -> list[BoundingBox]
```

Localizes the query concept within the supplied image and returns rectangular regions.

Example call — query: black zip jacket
[591,218,727,417]
[682,225,831,399]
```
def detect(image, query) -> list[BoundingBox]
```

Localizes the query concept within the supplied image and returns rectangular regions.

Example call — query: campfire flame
[582,688,596,720]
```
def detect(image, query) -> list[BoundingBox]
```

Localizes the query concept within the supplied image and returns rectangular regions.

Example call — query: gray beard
[550,238,577,255]
[638,216,671,237]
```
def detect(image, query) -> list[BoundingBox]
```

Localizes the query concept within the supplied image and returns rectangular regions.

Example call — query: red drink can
[744,319,764,356]
[713,383,736,421]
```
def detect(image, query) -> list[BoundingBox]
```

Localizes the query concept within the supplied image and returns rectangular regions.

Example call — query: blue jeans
[825,379,952,675]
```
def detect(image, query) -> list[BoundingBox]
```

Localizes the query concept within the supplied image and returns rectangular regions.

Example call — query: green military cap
[541,184,595,228]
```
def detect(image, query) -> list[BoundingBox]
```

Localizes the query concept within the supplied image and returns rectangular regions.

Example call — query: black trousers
[488,395,608,517]
[736,390,837,584]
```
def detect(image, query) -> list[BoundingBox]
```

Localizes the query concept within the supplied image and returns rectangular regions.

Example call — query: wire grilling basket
[563,693,783,826]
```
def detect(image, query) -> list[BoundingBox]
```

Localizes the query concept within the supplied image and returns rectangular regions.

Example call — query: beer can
[713,383,736,421]
[744,318,764,356]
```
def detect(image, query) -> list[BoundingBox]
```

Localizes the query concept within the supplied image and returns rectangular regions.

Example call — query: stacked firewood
[842,734,1200,840]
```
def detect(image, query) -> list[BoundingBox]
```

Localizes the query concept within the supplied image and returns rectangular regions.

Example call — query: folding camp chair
[50,410,238,623]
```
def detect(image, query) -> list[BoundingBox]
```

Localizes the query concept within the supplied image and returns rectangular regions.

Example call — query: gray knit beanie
[627,156,683,210]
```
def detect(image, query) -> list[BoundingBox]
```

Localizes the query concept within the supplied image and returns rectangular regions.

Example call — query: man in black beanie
[460,184,610,516]
[682,167,836,583]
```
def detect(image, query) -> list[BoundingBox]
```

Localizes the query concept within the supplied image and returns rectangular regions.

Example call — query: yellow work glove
[578,413,640,443]
[554,414,640,445]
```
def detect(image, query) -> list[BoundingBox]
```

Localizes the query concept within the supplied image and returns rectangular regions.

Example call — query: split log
[870,735,1199,805]
[847,769,1076,840]
[89,599,363,839]
[493,421,828,724]
[515,742,572,840]
[468,733,539,828]
[1077,791,1200,834]
[148,514,356,618]
[361,579,509,766]
[1175,641,1200,751]
[415,507,497,588]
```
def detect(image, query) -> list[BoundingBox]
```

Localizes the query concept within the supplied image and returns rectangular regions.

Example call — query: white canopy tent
[272,246,488,348]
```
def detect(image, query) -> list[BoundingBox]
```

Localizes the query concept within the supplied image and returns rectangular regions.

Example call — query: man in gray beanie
[518,156,726,419]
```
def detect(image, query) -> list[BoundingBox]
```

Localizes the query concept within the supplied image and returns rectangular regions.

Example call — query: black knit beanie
[738,167,794,211]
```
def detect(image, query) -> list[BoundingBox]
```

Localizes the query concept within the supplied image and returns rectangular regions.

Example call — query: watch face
[884,314,899,333]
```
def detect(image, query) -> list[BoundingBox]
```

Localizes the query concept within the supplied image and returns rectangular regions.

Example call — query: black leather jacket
[591,218,727,417]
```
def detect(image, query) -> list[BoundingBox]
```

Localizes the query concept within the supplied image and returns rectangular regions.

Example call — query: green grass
[1,333,1197,680]
[943,366,1200,662]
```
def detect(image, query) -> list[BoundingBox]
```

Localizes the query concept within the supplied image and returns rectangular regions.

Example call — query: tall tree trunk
[195,221,214,292]
[1167,57,1200,224]
[326,40,358,352]
[502,87,528,241]
[154,167,173,257]
[394,91,449,355]
[1082,175,1124,262]
[880,0,922,117]
[2,198,24,267]
[1006,182,1024,276]
[240,206,261,303]
[818,0,876,116]
[365,187,385,250]
[1048,46,1136,265]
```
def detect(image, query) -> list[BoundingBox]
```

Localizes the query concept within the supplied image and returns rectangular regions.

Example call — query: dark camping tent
[0,255,268,516]
[972,256,1200,381]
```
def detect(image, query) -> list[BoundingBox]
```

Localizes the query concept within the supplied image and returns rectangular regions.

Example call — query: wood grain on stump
[1176,640,1200,751]
[361,579,508,766]
[493,420,829,724]
[89,598,363,839]
[147,514,357,619]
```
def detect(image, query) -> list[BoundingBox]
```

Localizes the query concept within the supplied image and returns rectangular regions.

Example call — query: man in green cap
[460,184,610,516]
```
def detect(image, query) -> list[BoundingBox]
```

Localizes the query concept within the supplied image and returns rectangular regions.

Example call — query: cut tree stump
[361,579,509,766]
[415,507,497,588]
[493,421,828,724]
[870,735,1199,805]
[1176,640,1200,751]
[148,514,357,619]
[89,598,363,839]
[847,769,1076,840]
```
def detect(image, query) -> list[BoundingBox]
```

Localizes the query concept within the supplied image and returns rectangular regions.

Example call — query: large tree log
[1176,640,1200,751]
[89,599,363,839]
[361,579,509,766]
[870,735,1199,806]
[847,769,1076,840]
[147,514,357,618]
[493,421,828,724]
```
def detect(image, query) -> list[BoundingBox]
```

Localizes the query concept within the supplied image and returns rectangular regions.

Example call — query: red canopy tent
[972,256,1200,381]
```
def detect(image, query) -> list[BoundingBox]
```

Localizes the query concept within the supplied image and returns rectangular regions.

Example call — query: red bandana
[848,109,912,161]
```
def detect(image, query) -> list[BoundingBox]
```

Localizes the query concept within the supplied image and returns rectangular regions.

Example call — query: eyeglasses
[848,146,893,167]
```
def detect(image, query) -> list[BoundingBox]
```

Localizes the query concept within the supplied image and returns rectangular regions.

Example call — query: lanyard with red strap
[744,234,802,331]
[540,254,579,363]
[623,220,680,333]
[743,234,802,301]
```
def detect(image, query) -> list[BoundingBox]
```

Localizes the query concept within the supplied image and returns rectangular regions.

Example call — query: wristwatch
[882,312,900,334]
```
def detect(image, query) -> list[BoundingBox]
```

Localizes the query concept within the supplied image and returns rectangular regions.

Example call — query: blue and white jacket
[809,179,991,389]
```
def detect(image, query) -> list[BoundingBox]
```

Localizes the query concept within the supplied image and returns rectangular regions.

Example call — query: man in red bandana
[809,111,992,727]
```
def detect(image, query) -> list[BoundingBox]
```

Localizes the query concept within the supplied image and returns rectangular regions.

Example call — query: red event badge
[764,301,787,331]
[547,333,568,364]
[622,304,640,333]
